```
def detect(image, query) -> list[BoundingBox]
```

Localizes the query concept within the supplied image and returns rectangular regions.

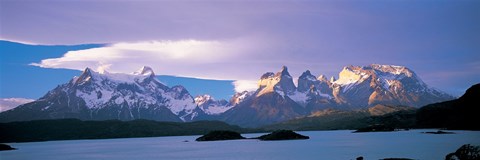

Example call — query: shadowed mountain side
[261,109,417,131]
[221,92,306,128]
[416,83,480,130]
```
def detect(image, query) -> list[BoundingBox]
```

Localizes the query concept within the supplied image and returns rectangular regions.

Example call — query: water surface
[2,130,479,160]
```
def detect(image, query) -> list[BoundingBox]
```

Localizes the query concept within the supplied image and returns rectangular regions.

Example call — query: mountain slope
[331,64,454,108]
[0,66,199,122]
[416,83,480,130]
[222,64,453,127]
[222,67,306,127]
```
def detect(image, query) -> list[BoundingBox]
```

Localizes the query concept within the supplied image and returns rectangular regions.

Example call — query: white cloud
[28,37,348,94]
[31,40,232,73]
[0,98,35,112]
[29,38,290,81]
[232,80,258,92]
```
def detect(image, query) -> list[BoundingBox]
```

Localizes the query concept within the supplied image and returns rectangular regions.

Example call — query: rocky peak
[330,76,336,83]
[133,66,155,76]
[317,75,328,82]
[369,64,413,77]
[299,70,316,81]
[194,94,214,106]
[230,91,252,105]
[169,85,191,100]
[275,66,291,77]
[260,72,275,79]
[75,67,96,85]
[298,70,318,93]
[257,66,296,96]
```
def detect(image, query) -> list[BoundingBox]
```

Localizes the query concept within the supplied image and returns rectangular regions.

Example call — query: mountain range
[0,64,455,127]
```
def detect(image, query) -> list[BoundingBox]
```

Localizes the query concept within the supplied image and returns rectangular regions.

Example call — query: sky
[1,0,479,101]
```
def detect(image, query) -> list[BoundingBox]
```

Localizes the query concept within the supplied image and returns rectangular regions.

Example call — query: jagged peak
[299,70,316,81]
[75,67,97,84]
[277,65,291,77]
[133,66,155,76]
[260,72,275,79]
[317,74,328,82]
[84,67,93,73]
[369,64,413,77]
[299,70,312,77]
[330,76,336,83]
[195,94,214,101]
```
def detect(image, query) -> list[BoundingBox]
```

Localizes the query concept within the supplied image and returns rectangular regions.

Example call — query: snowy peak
[369,64,413,77]
[330,64,454,107]
[230,91,253,106]
[194,94,231,115]
[334,65,369,85]
[194,94,214,106]
[133,66,155,76]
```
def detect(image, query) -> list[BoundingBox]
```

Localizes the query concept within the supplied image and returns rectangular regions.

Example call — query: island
[353,124,395,133]
[0,144,16,151]
[195,130,246,141]
[257,130,309,141]
[423,130,455,134]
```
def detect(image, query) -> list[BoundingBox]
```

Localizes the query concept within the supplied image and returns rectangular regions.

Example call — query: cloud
[30,37,322,81]
[31,39,238,76]
[232,80,258,92]
[0,98,35,112]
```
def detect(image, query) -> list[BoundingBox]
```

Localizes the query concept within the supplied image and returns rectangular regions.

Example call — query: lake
[1,130,479,160]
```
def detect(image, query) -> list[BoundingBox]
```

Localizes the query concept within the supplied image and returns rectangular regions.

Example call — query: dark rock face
[445,144,480,160]
[257,130,309,141]
[195,130,246,141]
[0,144,16,151]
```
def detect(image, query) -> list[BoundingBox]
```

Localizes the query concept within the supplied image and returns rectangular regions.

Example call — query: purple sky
[1,0,479,96]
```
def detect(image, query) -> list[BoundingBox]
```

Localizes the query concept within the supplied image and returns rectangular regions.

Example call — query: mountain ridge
[0,64,455,127]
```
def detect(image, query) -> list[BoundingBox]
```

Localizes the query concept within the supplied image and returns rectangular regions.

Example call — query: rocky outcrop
[195,130,246,141]
[257,130,309,140]
[445,144,480,160]
[0,144,16,151]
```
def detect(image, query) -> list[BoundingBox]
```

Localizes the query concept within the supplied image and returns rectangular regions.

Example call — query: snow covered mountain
[331,64,454,108]
[221,64,454,127]
[0,64,455,127]
[194,95,231,115]
[0,66,199,122]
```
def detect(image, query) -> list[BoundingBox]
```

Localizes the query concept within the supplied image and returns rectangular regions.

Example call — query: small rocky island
[353,124,395,133]
[0,144,16,151]
[423,130,455,134]
[195,130,309,142]
[196,130,246,141]
[257,130,309,141]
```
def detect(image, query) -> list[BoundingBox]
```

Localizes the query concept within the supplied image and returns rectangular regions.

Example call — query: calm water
[1,130,479,160]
